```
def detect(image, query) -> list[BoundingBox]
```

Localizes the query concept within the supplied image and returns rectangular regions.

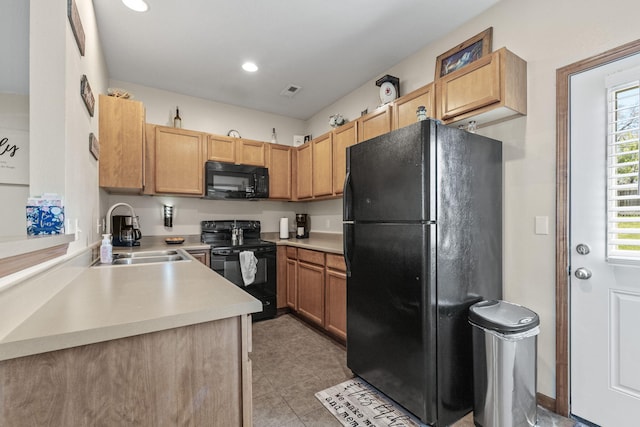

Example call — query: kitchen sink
[113,250,181,259]
[94,249,191,267]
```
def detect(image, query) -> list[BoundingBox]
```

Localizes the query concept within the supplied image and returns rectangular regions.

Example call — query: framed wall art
[81,75,95,117]
[435,27,493,79]
[67,0,85,56]
[89,133,99,160]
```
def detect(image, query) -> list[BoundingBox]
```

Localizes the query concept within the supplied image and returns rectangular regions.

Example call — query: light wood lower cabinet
[0,316,253,426]
[325,254,347,341]
[286,247,298,311]
[296,249,326,327]
[279,247,346,342]
[187,248,211,267]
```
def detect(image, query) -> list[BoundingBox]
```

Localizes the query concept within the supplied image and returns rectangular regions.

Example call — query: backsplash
[104,195,343,237]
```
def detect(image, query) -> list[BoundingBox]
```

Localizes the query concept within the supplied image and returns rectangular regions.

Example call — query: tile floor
[251,314,584,427]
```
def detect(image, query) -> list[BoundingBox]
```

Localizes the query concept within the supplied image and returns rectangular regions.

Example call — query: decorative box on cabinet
[437,47,527,127]
[153,126,206,195]
[98,95,146,193]
[393,83,435,130]
[332,121,358,196]
[268,144,293,199]
[357,104,392,143]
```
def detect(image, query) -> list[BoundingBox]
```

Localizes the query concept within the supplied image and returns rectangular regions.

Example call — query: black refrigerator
[343,120,502,426]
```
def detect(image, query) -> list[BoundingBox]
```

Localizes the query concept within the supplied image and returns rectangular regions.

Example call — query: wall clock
[227,129,241,138]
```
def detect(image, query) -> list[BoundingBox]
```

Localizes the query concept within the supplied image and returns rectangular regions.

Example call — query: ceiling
[5,1,501,120]
[94,0,500,120]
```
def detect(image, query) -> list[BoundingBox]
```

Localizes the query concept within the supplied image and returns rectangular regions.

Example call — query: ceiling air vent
[280,84,302,97]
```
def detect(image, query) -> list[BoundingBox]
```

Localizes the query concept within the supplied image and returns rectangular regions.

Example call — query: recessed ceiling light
[242,62,259,72]
[122,0,149,12]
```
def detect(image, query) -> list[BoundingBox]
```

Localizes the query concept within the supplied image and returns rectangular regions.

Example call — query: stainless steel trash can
[469,300,540,427]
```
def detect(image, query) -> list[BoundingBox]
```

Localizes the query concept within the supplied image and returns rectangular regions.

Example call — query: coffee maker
[112,215,142,246]
[295,214,309,239]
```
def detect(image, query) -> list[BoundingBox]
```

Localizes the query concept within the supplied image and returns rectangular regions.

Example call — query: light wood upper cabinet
[154,126,206,195]
[393,83,435,130]
[207,135,266,166]
[207,135,236,163]
[437,47,527,126]
[332,121,357,195]
[267,144,292,199]
[296,142,313,200]
[357,104,392,143]
[312,132,333,197]
[236,138,266,166]
[98,95,146,192]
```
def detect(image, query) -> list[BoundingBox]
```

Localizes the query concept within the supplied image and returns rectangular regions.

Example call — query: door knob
[574,267,592,280]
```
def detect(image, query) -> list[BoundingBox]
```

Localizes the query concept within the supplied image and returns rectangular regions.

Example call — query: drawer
[286,246,297,258]
[325,253,346,271]
[297,248,325,265]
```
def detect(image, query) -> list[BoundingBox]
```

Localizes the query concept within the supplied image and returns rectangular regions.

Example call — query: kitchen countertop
[262,232,343,254]
[0,237,261,362]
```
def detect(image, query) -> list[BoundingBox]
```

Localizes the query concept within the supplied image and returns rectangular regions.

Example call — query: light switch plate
[535,216,549,235]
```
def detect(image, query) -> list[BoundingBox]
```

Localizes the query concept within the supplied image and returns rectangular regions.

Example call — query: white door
[570,55,640,426]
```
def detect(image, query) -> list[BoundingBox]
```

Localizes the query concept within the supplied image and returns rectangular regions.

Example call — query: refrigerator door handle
[343,222,353,277]
[343,170,352,221]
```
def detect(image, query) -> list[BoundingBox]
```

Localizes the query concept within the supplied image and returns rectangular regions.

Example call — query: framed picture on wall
[81,75,95,117]
[435,27,493,79]
[67,0,85,56]
[89,133,99,160]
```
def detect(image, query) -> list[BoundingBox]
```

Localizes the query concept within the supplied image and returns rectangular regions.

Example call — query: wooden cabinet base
[0,317,252,426]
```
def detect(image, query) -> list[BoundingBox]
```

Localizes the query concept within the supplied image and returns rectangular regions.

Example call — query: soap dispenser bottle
[100,234,113,264]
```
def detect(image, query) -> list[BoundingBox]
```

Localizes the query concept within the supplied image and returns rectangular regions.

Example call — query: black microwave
[205,161,269,200]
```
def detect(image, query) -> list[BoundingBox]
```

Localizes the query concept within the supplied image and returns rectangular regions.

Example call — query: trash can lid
[469,300,540,333]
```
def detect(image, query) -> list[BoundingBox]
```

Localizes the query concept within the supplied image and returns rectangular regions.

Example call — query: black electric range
[201,220,276,320]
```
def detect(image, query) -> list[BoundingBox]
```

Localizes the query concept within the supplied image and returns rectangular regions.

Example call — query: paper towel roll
[279,217,289,239]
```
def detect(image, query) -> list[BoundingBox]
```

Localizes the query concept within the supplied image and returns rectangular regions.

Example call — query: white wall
[109,80,307,146]
[0,94,29,237]
[29,0,108,252]
[304,0,640,399]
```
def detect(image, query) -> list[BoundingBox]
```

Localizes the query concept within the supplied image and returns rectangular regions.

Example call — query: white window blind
[607,80,640,261]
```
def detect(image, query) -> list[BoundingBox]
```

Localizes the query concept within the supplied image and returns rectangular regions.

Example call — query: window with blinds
[607,81,640,261]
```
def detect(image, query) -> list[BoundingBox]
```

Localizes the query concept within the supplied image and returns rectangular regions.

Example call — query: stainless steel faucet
[105,202,139,235]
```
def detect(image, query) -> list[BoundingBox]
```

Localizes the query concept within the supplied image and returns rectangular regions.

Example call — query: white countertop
[263,232,343,254]
[0,238,262,362]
